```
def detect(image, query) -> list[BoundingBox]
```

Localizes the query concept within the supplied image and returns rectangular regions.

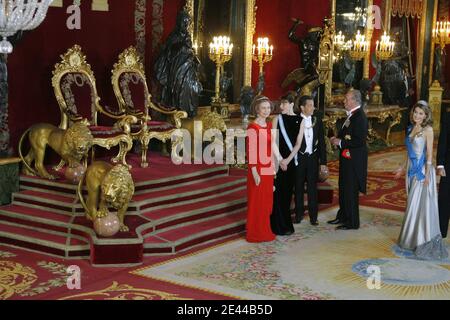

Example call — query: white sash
[278,114,298,166]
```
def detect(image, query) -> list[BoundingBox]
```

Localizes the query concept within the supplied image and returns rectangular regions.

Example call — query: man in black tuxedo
[437,111,450,238]
[328,89,368,230]
[293,96,328,225]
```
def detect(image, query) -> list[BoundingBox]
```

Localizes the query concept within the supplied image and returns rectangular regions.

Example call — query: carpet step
[141,188,246,232]
[0,220,90,258]
[13,176,246,216]
[143,209,246,254]
[19,164,230,197]
[12,190,83,215]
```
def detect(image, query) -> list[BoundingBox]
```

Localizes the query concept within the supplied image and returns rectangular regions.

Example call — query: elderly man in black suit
[437,111,450,238]
[328,89,368,230]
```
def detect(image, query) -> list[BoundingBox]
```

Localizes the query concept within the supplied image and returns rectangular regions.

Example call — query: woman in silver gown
[395,101,448,260]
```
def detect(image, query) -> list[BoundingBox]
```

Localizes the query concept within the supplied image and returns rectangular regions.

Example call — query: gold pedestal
[429,80,443,134]
[370,85,383,105]
[211,101,230,121]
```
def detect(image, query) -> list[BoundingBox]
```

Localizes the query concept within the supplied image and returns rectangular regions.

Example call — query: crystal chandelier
[0,0,54,54]
[375,31,395,60]
[348,30,369,61]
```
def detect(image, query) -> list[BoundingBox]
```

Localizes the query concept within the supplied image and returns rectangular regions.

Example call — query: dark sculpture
[219,71,233,102]
[239,86,254,120]
[380,59,414,107]
[154,9,203,118]
[288,19,321,74]
[282,19,321,97]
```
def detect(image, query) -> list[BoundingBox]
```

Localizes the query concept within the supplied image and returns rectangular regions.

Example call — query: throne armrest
[147,98,188,128]
[113,115,139,134]
[97,103,127,120]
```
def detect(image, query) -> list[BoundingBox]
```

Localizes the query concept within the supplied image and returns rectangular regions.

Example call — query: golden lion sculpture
[19,121,93,180]
[77,161,134,232]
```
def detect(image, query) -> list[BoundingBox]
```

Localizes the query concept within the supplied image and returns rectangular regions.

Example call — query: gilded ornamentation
[244,0,257,86]
[78,161,134,232]
[0,261,38,300]
[151,0,164,51]
[134,0,147,62]
[18,121,93,179]
[59,281,190,300]
[112,46,187,168]
[53,45,135,167]
[391,0,423,18]
[60,73,96,121]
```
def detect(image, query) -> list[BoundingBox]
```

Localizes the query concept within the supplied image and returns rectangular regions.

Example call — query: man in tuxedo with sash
[437,111,450,238]
[294,95,328,225]
[328,89,368,230]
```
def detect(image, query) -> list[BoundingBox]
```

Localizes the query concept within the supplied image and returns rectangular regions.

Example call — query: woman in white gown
[395,101,448,260]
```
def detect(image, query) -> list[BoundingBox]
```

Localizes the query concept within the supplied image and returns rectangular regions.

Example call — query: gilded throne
[52,45,136,168]
[111,46,187,168]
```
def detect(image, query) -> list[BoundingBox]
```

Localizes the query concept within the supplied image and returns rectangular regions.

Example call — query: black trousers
[439,174,450,238]
[271,162,295,234]
[336,156,360,229]
[295,153,319,222]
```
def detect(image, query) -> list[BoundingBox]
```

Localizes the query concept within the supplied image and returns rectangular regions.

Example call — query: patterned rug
[134,206,450,300]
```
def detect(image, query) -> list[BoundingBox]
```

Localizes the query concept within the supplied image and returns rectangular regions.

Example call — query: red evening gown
[246,121,276,243]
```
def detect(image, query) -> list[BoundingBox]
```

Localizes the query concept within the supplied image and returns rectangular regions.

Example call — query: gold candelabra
[252,37,273,76]
[432,20,450,49]
[348,30,369,61]
[208,36,233,103]
[333,31,352,61]
[375,31,395,60]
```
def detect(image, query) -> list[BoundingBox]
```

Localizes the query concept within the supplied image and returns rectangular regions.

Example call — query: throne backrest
[52,45,100,128]
[111,47,149,116]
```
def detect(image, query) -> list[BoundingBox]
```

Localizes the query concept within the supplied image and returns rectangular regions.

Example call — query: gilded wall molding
[135,0,147,63]
[92,0,109,11]
[244,0,256,86]
[152,0,164,51]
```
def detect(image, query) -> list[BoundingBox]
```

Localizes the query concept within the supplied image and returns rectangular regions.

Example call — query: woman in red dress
[246,96,276,242]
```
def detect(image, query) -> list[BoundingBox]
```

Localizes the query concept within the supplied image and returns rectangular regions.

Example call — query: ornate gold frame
[185,0,256,86]
[52,45,135,167]
[111,46,187,168]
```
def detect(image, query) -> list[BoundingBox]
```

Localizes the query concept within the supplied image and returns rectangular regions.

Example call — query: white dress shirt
[301,113,313,154]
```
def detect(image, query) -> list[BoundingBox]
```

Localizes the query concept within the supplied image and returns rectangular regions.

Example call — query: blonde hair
[409,100,433,128]
[251,95,273,116]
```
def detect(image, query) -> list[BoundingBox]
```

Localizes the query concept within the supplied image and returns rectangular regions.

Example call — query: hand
[394,167,404,179]
[330,137,341,147]
[280,159,288,171]
[320,165,329,174]
[424,174,430,186]
[252,171,261,186]
[437,167,447,177]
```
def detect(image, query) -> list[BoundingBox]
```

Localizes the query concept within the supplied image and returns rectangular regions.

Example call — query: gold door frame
[185,0,256,87]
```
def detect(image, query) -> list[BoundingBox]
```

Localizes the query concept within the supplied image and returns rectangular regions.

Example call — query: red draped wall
[252,0,331,100]
[7,0,184,154]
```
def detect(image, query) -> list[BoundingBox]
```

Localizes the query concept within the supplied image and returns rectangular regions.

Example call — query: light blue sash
[278,114,298,166]
[405,126,426,181]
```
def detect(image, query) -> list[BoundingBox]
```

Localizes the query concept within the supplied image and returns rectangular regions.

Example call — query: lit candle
[229,44,233,55]
[252,44,255,55]
[270,45,273,56]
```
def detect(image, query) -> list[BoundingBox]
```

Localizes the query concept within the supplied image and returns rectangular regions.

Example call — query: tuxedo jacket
[338,108,368,193]
[437,112,450,171]
[298,113,327,165]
